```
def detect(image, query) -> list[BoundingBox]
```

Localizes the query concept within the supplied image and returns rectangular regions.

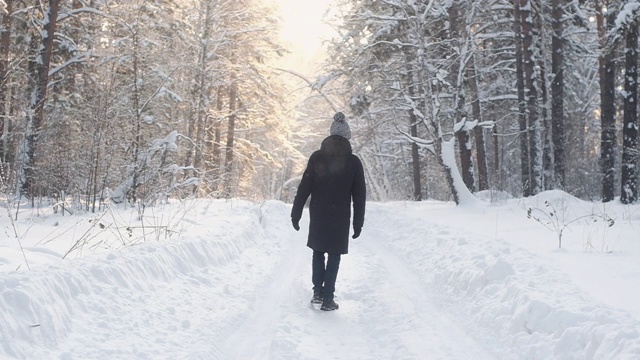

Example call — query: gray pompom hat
[330,112,351,140]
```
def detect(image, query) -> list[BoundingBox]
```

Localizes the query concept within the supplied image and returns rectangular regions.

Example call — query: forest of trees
[0,0,300,210]
[0,0,638,210]
[322,0,640,204]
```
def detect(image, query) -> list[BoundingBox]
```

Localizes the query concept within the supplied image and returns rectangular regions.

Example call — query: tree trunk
[223,78,238,198]
[448,0,474,192]
[0,0,12,163]
[212,85,223,180]
[456,129,474,192]
[129,30,143,203]
[193,0,213,173]
[410,114,421,201]
[402,46,422,201]
[432,136,479,206]
[493,125,501,190]
[551,0,566,189]
[399,17,423,201]
[468,54,488,191]
[22,0,60,197]
[514,0,531,197]
[535,4,552,190]
[621,23,638,204]
[520,0,542,195]
[407,121,422,201]
[597,1,617,202]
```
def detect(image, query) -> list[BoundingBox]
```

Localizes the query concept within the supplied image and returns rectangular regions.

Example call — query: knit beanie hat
[330,112,351,140]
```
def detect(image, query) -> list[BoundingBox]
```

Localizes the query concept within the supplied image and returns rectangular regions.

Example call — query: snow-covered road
[1,198,639,359]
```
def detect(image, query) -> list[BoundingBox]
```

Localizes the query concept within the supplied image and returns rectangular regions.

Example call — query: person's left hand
[292,219,300,231]
[352,227,361,239]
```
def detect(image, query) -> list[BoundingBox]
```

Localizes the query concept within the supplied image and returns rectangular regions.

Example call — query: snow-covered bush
[109,131,197,206]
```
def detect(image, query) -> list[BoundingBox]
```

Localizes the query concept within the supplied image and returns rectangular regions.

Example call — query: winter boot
[311,287,323,304]
[320,298,339,311]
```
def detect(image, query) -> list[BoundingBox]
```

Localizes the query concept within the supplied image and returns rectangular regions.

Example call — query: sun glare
[275,0,336,72]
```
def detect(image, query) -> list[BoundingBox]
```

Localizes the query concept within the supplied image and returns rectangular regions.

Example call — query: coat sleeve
[351,156,366,230]
[291,155,314,221]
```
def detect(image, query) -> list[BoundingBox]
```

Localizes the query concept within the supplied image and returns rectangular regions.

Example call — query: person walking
[291,112,366,311]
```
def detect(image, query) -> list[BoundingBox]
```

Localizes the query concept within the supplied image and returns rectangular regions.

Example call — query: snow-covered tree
[326,0,514,204]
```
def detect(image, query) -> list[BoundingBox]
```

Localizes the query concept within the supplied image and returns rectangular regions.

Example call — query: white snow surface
[1,192,640,359]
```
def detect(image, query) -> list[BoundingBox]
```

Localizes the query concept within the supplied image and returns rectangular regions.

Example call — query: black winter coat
[291,135,366,254]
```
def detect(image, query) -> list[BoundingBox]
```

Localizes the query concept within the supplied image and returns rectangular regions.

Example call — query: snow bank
[0,200,269,359]
[369,202,640,360]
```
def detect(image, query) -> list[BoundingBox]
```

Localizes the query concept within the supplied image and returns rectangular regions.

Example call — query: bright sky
[274,0,336,73]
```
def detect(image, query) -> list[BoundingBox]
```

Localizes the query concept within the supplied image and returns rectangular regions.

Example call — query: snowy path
[2,199,640,359]
[220,209,496,360]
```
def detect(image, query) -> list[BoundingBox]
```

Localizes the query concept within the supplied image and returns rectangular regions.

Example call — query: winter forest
[0,0,639,208]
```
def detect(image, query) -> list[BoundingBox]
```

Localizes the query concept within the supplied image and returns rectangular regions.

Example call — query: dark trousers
[312,250,341,301]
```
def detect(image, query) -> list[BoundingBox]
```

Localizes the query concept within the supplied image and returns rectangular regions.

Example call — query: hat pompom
[330,112,351,140]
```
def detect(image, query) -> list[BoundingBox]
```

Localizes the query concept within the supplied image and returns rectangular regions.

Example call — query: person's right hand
[292,219,300,231]
[352,227,361,239]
